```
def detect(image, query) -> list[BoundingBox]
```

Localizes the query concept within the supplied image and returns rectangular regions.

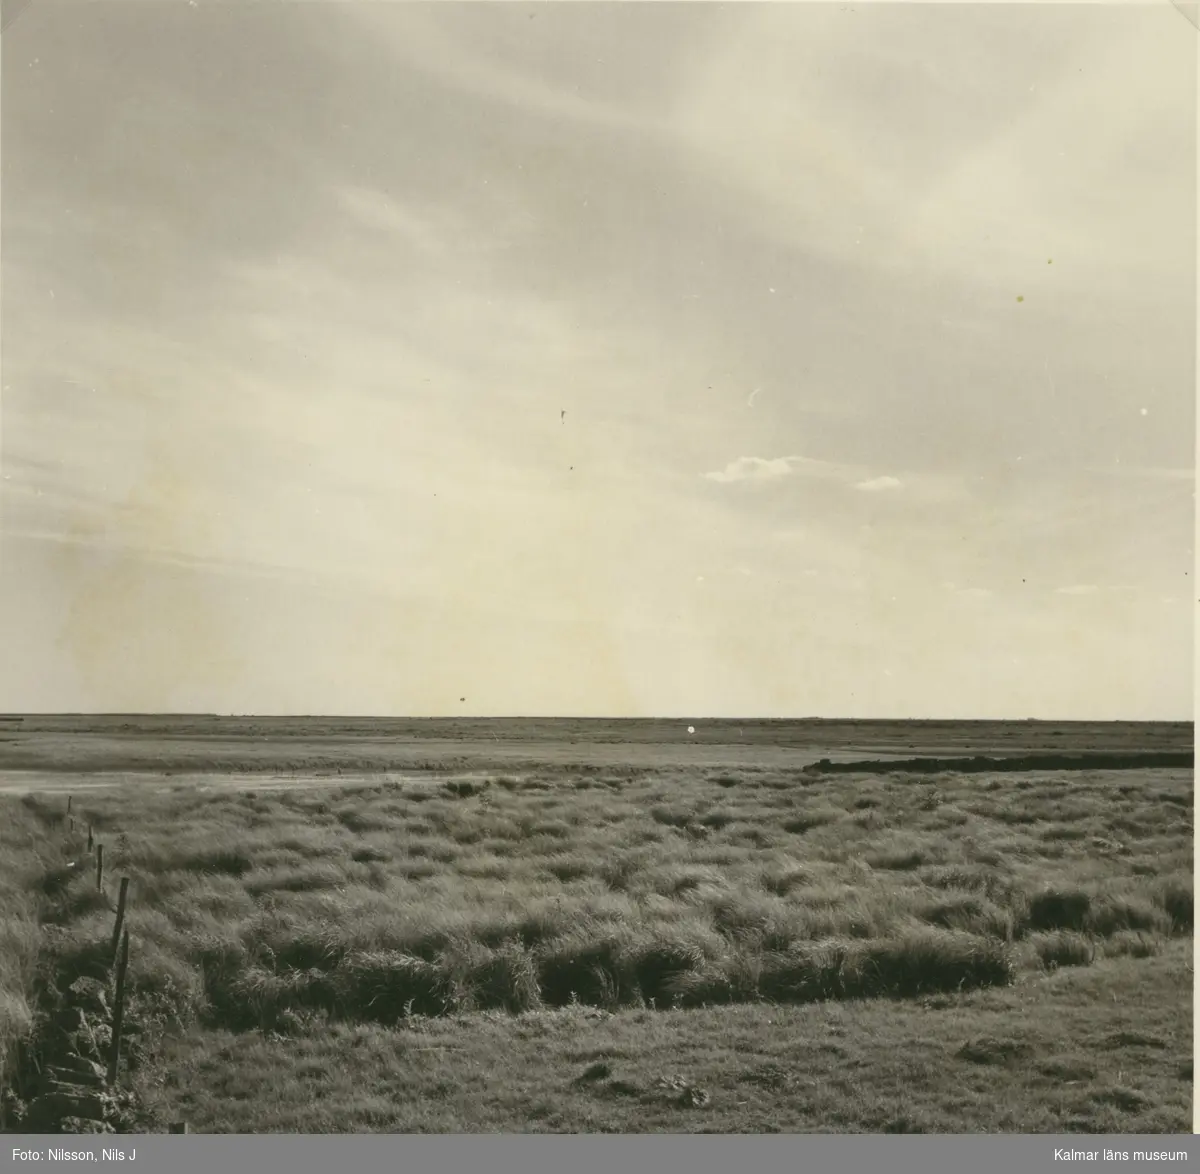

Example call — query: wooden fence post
[107,929,130,1087]
[96,844,104,892]
[67,795,72,815]
[87,826,94,852]
[111,877,130,964]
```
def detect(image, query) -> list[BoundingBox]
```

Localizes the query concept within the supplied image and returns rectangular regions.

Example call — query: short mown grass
[1,763,1192,1132]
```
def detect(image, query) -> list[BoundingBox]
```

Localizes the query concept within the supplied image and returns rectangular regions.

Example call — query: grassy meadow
[1,760,1192,1132]
[0,803,46,1119]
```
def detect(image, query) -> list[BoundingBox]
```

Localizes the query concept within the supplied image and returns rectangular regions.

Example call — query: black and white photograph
[0,0,1193,1138]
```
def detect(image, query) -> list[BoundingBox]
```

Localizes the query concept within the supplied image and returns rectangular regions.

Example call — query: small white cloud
[854,475,902,492]
[704,454,864,485]
[704,456,797,484]
[1056,584,1100,595]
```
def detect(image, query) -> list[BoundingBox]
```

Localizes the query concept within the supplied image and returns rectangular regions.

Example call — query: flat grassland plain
[0,716,1192,1134]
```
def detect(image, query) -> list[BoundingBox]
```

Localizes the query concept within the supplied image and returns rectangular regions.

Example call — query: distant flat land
[0,715,1191,780]
[1,715,1192,1133]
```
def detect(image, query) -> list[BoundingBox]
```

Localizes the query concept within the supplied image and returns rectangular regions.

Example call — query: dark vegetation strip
[803,752,1194,775]
[31,872,1193,1041]
[188,929,1018,1032]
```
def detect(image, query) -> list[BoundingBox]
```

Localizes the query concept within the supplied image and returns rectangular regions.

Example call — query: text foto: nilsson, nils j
[11,1150,136,1163]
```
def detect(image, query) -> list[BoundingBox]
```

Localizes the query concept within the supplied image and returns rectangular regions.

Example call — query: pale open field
[0,718,1192,1133]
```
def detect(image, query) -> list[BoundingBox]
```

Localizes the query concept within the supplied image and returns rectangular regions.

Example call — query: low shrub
[1026,888,1090,933]
[918,894,1016,941]
[335,950,453,1021]
[1154,879,1193,934]
[621,937,707,1004]
[649,806,693,829]
[537,938,629,1008]
[543,857,593,883]
[782,810,839,835]
[667,931,1014,1008]
[227,965,339,1029]
[1085,895,1171,938]
[457,944,542,1013]
[856,931,1015,996]
[760,866,812,897]
[1030,931,1095,969]
[1104,931,1161,960]
[444,780,489,799]
[180,848,254,877]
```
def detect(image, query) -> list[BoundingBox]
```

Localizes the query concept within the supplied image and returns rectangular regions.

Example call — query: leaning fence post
[96,844,104,892]
[107,929,130,1087]
[87,826,94,852]
[111,877,129,964]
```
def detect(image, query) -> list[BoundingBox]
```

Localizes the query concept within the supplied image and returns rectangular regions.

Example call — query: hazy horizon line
[0,712,1192,726]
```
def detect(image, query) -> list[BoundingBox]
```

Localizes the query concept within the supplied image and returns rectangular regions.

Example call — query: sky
[0,1,1194,720]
